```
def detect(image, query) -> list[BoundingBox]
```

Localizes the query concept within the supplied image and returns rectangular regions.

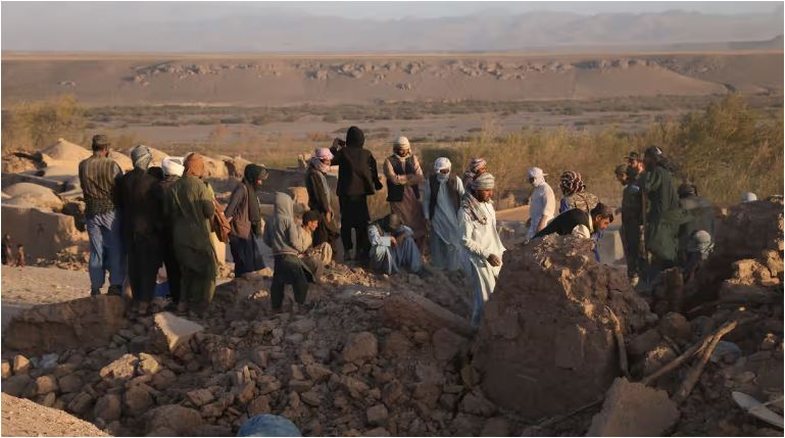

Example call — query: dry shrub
[2,95,86,151]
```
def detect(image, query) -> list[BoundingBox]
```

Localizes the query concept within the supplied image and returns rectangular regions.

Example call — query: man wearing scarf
[422,157,465,271]
[329,126,383,261]
[460,172,506,328]
[163,153,217,315]
[118,145,163,316]
[158,157,185,307]
[526,167,556,241]
[384,136,427,251]
[305,148,338,247]
[677,183,715,268]
[225,163,268,278]
[368,213,423,275]
[559,170,599,214]
[462,158,487,189]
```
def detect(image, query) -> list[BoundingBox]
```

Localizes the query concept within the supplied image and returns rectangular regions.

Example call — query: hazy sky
[2,1,780,23]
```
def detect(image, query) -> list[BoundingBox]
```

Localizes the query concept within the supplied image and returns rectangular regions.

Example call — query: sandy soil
[1,266,90,329]
[1,393,107,436]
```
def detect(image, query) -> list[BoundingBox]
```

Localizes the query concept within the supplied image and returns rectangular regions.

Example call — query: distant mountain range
[3,6,783,52]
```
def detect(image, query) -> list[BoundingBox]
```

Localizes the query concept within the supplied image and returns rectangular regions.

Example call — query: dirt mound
[41,138,92,162]
[2,183,64,211]
[472,235,656,419]
[2,393,108,436]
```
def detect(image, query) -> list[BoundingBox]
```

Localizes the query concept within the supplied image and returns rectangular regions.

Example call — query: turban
[314,148,333,160]
[527,167,547,187]
[162,157,184,177]
[688,230,714,258]
[560,170,585,196]
[393,136,411,151]
[741,192,758,203]
[346,126,365,148]
[434,157,451,172]
[184,153,206,178]
[131,145,152,170]
[472,172,495,190]
[469,158,487,172]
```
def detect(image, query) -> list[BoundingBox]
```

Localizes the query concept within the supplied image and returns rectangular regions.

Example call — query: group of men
[76,126,726,327]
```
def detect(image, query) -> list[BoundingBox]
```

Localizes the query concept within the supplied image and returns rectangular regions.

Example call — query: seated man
[535,203,614,260]
[368,213,423,275]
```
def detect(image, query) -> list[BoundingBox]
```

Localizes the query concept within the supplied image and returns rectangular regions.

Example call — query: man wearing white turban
[422,157,465,271]
[460,172,506,328]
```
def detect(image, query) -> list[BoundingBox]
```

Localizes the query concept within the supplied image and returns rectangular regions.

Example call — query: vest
[428,174,461,220]
[386,156,420,202]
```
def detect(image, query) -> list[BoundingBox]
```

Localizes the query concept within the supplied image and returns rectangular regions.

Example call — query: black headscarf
[243,164,265,228]
[346,126,365,149]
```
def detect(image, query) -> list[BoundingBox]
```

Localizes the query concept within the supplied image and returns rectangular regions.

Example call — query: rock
[305,363,331,382]
[251,348,269,369]
[642,345,677,376]
[38,392,57,407]
[365,427,390,436]
[67,391,95,415]
[381,289,473,336]
[124,385,153,416]
[94,393,122,422]
[151,369,177,390]
[151,312,204,353]
[34,375,59,395]
[432,328,467,361]
[39,353,59,370]
[99,354,138,381]
[4,296,127,354]
[289,318,315,334]
[58,374,83,394]
[1,361,10,379]
[366,404,389,426]
[301,391,320,407]
[187,389,215,407]
[234,382,256,404]
[460,392,496,417]
[382,380,404,406]
[247,395,271,416]
[12,355,31,375]
[628,328,663,357]
[193,424,233,436]
[761,333,778,350]
[3,374,32,397]
[146,405,203,436]
[138,353,162,375]
[481,417,510,436]
[211,347,237,372]
[342,332,379,364]
[257,375,282,395]
[288,380,313,393]
[658,312,692,342]
[587,378,679,436]
[382,331,413,358]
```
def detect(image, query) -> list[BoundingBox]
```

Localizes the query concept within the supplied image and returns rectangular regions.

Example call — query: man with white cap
[460,172,506,328]
[526,167,556,241]
[384,136,427,251]
[422,157,465,271]
[158,157,185,308]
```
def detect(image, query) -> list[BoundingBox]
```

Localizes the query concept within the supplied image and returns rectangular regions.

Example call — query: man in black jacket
[535,203,614,256]
[330,126,383,261]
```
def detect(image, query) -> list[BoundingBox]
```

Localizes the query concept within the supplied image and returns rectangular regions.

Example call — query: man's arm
[460,211,489,258]
[368,225,392,247]
[383,158,407,185]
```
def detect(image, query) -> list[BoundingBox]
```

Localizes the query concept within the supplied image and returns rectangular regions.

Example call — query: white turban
[434,157,451,172]
[472,173,495,190]
[741,192,758,203]
[393,136,411,151]
[162,157,184,177]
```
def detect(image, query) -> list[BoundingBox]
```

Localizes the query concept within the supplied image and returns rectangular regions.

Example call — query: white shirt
[527,182,556,239]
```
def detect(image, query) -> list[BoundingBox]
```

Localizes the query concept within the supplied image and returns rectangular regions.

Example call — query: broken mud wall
[1,205,87,261]
[472,235,656,419]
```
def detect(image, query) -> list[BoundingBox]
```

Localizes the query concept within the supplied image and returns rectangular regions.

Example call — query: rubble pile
[472,235,657,420]
[1,265,525,436]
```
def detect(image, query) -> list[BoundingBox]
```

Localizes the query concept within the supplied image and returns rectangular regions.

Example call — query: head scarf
[434,157,452,182]
[162,157,184,177]
[471,172,495,191]
[527,167,547,188]
[184,153,206,178]
[346,126,365,149]
[463,158,487,184]
[243,164,266,226]
[310,148,333,173]
[741,192,758,203]
[688,230,714,259]
[263,193,299,256]
[560,170,585,196]
[393,136,411,156]
[131,145,153,170]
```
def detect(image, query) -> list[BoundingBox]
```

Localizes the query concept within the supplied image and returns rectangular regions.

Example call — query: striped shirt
[78,154,122,217]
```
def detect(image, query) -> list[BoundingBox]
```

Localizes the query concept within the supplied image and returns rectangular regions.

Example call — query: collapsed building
[0,140,782,436]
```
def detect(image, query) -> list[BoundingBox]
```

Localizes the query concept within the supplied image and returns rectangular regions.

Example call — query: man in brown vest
[422,157,465,271]
[384,136,427,251]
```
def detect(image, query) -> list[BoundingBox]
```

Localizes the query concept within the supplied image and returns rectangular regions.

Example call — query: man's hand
[487,254,502,267]
[326,210,334,222]
[390,236,398,247]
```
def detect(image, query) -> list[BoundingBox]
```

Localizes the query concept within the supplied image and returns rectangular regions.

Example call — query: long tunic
[368,224,423,275]
[422,176,465,270]
[640,166,686,267]
[460,197,506,327]
[163,175,217,306]
[527,182,556,239]
[384,155,427,243]
[621,180,643,277]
